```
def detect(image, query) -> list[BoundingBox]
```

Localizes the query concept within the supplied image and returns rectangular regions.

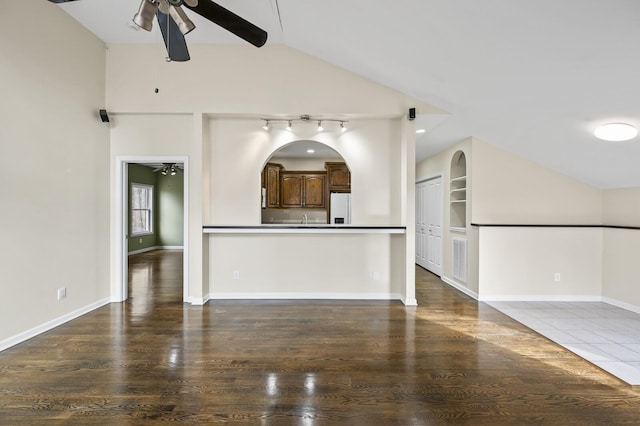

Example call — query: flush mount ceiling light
[594,123,638,142]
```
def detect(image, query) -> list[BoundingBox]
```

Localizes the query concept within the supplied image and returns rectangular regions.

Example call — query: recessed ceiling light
[416,129,426,134]
[594,123,638,141]
[307,149,315,154]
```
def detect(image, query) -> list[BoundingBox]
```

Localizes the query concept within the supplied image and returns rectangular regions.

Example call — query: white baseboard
[187,295,210,306]
[209,292,404,301]
[602,297,640,315]
[480,294,601,302]
[0,297,111,352]
[402,297,418,306]
[128,246,184,256]
[441,276,479,300]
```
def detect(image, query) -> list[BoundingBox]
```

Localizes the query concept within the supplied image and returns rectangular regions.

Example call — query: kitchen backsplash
[262,208,327,224]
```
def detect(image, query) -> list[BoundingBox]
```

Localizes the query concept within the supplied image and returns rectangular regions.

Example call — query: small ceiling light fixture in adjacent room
[263,120,270,131]
[317,121,324,131]
[416,129,426,134]
[340,121,347,132]
[594,123,638,141]
[286,121,292,131]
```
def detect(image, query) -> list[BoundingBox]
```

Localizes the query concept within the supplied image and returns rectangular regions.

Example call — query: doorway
[416,176,443,276]
[114,156,189,303]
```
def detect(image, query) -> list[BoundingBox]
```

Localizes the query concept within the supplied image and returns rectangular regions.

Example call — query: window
[131,183,153,235]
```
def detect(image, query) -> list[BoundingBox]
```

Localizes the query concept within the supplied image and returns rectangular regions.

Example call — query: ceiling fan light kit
[594,123,638,142]
[48,0,268,62]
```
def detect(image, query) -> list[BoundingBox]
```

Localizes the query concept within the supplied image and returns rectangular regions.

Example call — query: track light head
[169,5,196,35]
[133,0,158,32]
[263,120,270,131]
[286,121,292,131]
[340,121,347,132]
[317,121,323,131]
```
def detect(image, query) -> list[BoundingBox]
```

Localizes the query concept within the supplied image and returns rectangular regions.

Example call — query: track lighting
[259,116,349,132]
[161,168,168,176]
[169,5,196,35]
[133,0,158,32]
[170,166,177,176]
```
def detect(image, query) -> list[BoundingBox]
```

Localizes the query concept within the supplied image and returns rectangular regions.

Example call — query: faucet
[302,214,308,224]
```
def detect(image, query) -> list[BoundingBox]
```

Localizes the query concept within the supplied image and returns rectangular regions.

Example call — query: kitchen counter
[203,225,406,234]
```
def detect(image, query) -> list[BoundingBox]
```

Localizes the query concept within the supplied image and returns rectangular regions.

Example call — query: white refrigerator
[330,193,351,224]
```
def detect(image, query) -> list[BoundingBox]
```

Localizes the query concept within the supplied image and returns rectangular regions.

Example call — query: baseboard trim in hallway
[0,297,111,352]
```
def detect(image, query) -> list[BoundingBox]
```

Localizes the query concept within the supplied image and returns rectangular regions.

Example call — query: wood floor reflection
[1,250,640,424]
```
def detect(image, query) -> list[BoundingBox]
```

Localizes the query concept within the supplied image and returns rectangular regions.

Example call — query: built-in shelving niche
[450,150,467,231]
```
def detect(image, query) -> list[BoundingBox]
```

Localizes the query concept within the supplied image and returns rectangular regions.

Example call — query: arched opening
[261,141,351,224]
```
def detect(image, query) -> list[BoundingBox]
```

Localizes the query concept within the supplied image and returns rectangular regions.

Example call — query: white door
[416,177,442,276]
[415,182,427,268]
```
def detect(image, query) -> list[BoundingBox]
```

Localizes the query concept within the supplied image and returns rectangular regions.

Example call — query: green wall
[157,171,184,246]
[127,164,184,253]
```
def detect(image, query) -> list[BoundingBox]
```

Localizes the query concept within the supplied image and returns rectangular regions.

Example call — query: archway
[260,141,351,224]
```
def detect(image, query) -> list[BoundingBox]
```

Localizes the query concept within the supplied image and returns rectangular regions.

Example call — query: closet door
[426,177,443,276]
[415,182,427,269]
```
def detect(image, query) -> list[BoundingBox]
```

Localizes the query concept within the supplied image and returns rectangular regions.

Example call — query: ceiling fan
[152,163,183,175]
[48,0,268,62]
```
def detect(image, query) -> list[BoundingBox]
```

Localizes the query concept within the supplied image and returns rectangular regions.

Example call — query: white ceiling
[54,0,640,188]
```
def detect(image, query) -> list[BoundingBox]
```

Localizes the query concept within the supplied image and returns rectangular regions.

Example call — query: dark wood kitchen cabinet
[280,172,326,208]
[325,162,350,192]
[261,163,282,208]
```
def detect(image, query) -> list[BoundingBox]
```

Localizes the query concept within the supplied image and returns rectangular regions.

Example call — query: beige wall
[472,138,602,225]
[1,3,109,343]
[602,229,640,309]
[602,188,640,226]
[418,138,639,309]
[416,138,478,295]
[478,227,603,300]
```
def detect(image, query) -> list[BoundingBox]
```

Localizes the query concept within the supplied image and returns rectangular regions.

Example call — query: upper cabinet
[262,163,282,208]
[280,172,326,208]
[325,162,351,192]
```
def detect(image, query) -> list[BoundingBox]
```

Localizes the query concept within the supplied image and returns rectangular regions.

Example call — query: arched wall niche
[450,150,467,229]
[260,140,351,224]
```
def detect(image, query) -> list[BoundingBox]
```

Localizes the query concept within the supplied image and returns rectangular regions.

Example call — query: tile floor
[488,301,640,386]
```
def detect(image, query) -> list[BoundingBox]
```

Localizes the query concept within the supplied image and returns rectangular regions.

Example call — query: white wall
[0,2,109,345]
[209,118,401,225]
[106,44,429,305]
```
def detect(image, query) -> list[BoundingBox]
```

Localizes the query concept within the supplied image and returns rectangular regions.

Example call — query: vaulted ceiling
[52,0,640,188]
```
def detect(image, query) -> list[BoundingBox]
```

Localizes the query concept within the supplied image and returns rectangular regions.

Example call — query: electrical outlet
[233,271,240,280]
[57,287,67,301]
[554,273,561,282]
[373,272,380,281]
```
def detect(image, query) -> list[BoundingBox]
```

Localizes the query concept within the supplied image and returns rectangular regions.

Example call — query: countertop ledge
[203,225,406,234]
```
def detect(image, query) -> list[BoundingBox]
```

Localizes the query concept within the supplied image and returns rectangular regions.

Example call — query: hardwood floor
[1,250,640,424]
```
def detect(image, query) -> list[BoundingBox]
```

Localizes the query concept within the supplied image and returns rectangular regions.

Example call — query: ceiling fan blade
[156,11,191,62]
[184,0,267,48]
